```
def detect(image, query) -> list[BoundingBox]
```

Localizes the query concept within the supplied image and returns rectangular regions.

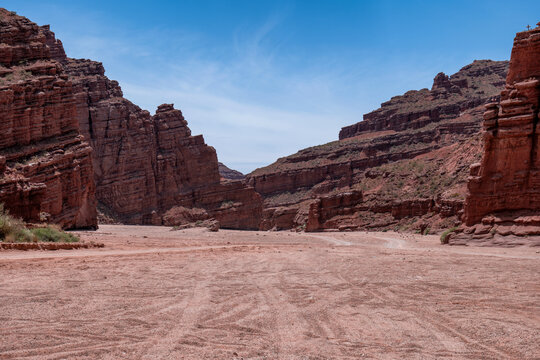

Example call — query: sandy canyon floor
[0,225,539,359]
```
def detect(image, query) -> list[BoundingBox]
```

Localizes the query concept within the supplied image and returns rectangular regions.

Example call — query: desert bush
[39,212,51,222]
[0,204,78,243]
[30,226,79,243]
[0,204,35,242]
[10,228,35,242]
[440,226,458,244]
[0,204,19,238]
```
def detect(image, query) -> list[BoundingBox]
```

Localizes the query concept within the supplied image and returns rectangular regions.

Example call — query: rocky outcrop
[41,15,260,228]
[452,24,540,246]
[162,206,219,231]
[174,181,262,230]
[339,60,508,140]
[163,206,210,226]
[248,60,508,232]
[305,191,364,231]
[0,9,96,228]
[63,55,261,228]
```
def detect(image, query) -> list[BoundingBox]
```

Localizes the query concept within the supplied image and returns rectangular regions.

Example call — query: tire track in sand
[138,280,211,359]
[364,286,517,359]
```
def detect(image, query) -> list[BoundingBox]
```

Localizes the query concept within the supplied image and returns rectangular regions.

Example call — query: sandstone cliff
[339,61,507,140]
[248,60,508,232]
[63,56,261,229]
[0,9,97,229]
[42,15,261,229]
[451,24,540,246]
[0,9,262,230]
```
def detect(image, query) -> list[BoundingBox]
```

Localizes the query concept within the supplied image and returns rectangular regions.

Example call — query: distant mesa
[218,162,245,181]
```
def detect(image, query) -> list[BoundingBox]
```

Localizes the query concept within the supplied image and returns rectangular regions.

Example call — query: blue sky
[4,1,540,173]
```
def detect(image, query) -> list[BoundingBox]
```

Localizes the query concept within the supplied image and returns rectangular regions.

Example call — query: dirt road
[0,226,538,359]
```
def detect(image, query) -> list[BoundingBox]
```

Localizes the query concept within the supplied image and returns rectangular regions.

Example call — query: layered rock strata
[452,25,540,246]
[339,61,507,139]
[40,16,261,228]
[64,58,261,228]
[0,9,96,228]
[1,9,262,229]
[248,60,508,232]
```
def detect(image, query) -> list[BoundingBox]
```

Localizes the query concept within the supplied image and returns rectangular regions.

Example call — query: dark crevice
[87,109,94,139]
[86,93,94,139]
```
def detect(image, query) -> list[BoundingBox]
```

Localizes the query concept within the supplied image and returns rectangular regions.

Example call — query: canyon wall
[4,8,533,236]
[0,9,261,230]
[339,61,507,140]
[61,50,261,229]
[247,60,508,232]
[0,9,96,228]
[451,24,540,246]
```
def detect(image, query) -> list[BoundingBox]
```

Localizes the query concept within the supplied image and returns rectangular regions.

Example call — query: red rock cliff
[248,60,508,232]
[457,24,540,245]
[339,61,507,140]
[1,9,262,230]
[37,16,261,228]
[0,9,97,228]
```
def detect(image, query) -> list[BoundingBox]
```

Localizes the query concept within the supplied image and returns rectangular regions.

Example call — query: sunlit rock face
[63,49,262,228]
[247,60,509,232]
[454,25,540,246]
[0,9,97,229]
[0,8,262,229]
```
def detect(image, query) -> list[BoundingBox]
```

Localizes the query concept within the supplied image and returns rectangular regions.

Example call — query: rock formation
[62,52,261,228]
[5,8,532,236]
[339,61,507,140]
[451,24,540,246]
[218,162,245,181]
[0,9,97,228]
[0,9,262,230]
[248,60,509,232]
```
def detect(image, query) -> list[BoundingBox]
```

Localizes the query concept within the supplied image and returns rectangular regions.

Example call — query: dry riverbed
[0,225,539,359]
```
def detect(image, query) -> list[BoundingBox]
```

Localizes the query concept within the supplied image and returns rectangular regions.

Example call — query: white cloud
[54,11,443,174]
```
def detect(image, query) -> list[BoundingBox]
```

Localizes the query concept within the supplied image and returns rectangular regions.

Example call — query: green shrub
[30,226,79,243]
[12,228,36,242]
[0,204,78,243]
[440,226,458,244]
[1,204,22,238]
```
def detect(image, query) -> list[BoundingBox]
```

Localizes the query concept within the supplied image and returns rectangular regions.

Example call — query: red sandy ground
[0,225,539,359]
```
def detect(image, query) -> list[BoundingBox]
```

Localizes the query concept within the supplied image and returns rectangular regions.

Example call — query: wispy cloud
[54,10,441,174]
